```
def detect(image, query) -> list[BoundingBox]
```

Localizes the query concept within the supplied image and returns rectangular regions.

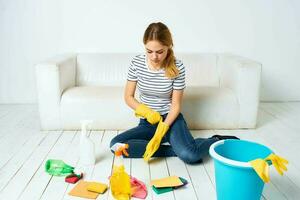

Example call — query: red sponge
[65,173,83,184]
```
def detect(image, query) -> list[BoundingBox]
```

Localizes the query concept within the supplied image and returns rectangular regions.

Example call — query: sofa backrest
[76,53,219,87]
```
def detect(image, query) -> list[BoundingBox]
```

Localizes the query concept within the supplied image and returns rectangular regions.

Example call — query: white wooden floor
[0,103,300,200]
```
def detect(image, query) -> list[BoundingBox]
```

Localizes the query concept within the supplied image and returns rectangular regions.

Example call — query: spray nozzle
[111,143,129,157]
[116,145,129,157]
[80,120,93,135]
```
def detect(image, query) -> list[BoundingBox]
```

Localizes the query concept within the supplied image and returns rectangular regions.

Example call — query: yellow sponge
[87,182,108,194]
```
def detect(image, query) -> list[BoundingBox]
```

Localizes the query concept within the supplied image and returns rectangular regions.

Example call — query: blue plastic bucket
[209,139,272,200]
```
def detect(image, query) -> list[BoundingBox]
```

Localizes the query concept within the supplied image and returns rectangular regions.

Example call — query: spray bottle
[110,143,131,200]
[79,120,95,166]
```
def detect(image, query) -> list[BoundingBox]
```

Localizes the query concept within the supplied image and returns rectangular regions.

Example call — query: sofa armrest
[35,54,77,130]
[218,54,262,128]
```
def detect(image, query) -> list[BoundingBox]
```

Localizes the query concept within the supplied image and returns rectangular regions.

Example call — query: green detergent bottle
[45,159,74,176]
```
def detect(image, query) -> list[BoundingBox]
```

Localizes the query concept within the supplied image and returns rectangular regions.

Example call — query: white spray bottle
[79,120,95,166]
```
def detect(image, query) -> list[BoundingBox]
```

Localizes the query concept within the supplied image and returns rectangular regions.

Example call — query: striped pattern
[127,54,185,115]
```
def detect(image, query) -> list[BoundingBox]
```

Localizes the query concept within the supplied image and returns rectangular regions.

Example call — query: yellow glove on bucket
[249,159,270,183]
[135,104,162,125]
[249,153,288,183]
[266,154,288,175]
[143,120,169,161]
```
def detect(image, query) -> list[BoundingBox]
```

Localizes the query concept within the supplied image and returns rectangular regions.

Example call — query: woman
[110,22,238,164]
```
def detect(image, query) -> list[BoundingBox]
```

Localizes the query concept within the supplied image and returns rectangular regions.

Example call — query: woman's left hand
[143,120,169,161]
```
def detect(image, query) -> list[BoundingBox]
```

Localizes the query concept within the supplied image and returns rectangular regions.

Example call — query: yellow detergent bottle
[110,143,131,200]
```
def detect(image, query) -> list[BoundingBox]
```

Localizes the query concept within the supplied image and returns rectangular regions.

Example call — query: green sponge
[152,185,173,194]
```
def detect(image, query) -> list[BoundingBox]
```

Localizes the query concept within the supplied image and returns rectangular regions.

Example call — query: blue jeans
[110,113,218,164]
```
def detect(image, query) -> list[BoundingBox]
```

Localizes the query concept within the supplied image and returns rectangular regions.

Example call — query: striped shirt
[127,54,185,115]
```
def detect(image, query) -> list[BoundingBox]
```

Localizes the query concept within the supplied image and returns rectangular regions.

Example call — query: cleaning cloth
[68,181,99,199]
[130,176,147,199]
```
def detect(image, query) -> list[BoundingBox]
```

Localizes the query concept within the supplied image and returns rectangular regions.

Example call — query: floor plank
[150,158,175,200]
[0,132,47,191]
[39,131,77,200]
[166,157,197,200]
[17,131,74,200]
[0,131,62,200]
[130,158,152,200]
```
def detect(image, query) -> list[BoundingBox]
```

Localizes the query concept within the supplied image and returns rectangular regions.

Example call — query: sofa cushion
[61,86,239,130]
[182,87,239,129]
[60,86,138,129]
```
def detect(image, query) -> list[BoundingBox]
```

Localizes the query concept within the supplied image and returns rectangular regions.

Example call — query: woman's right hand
[135,104,162,124]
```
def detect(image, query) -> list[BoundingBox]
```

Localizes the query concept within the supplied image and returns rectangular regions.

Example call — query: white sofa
[35,53,261,130]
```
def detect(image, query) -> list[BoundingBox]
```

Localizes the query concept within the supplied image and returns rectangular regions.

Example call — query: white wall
[0,0,299,103]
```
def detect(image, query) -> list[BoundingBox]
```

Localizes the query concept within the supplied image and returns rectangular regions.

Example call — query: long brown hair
[143,22,179,79]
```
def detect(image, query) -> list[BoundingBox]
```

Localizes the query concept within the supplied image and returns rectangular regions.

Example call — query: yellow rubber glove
[266,154,288,175]
[250,159,270,182]
[143,120,169,161]
[135,104,162,125]
[249,153,288,183]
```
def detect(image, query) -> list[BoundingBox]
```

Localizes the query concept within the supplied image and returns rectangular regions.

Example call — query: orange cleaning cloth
[68,180,99,199]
